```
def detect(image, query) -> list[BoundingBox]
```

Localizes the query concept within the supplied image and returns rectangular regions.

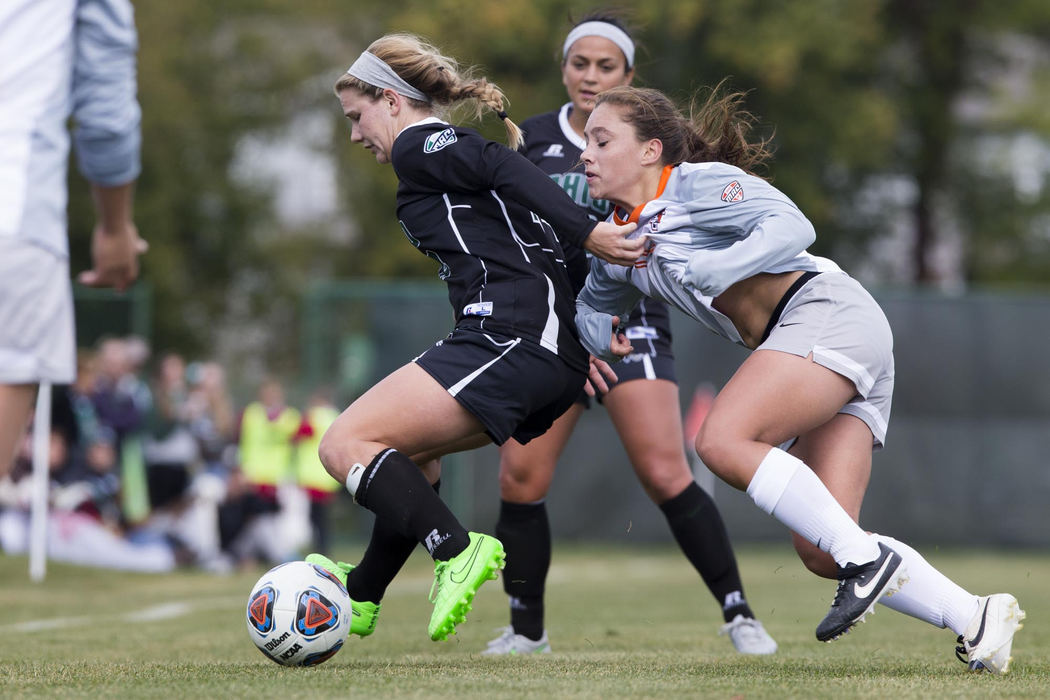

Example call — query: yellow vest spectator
[295,402,340,493]
[238,380,300,488]
[294,388,342,554]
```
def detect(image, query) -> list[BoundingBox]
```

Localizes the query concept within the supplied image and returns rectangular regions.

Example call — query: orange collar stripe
[613,165,676,225]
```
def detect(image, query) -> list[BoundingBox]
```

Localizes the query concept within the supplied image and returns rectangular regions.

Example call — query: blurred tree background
[64,0,1050,387]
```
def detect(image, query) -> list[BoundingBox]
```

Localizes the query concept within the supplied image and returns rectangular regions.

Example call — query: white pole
[29,382,51,581]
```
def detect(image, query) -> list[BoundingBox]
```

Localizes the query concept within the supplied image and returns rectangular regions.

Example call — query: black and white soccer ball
[246,561,351,666]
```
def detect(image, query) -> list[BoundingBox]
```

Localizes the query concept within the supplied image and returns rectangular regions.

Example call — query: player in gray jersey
[575,84,1024,672]
[484,13,776,657]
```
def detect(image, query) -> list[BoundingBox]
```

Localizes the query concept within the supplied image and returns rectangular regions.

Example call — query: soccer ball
[245,561,352,666]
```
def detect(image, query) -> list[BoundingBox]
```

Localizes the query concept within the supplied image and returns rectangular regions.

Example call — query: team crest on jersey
[647,211,665,233]
[721,181,744,203]
[424,128,457,153]
[542,144,564,158]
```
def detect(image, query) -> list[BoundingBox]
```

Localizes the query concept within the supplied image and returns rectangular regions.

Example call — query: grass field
[1,544,1046,698]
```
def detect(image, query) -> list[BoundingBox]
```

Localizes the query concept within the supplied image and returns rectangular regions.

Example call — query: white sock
[746,448,880,567]
[873,534,980,635]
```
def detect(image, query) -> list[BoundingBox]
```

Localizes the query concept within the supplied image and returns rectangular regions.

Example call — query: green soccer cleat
[305,553,381,637]
[427,532,505,641]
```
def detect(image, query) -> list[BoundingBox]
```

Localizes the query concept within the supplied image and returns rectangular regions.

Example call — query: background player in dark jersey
[307,33,641,643]
[483,14,777,656]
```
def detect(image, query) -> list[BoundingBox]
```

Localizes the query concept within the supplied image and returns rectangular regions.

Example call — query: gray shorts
[758,271,893,447]
[0,239,76,384]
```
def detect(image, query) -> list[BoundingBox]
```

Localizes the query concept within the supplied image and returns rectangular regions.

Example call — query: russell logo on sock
[424,528,450,555]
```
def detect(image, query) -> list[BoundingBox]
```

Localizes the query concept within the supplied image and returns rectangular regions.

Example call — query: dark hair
[594,82,774,176]
[563,9,641,71]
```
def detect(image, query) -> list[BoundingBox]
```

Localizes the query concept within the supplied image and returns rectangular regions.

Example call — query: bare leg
[696,350,856,489]
[695,350,881,568]
[603,379,692,501]
[320,362,487,481]
[499,403,583,503]
[0,384,36,477]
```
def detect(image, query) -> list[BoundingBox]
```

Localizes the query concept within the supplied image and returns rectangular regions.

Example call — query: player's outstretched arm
[584,220,645,266]
[77,182,148,291]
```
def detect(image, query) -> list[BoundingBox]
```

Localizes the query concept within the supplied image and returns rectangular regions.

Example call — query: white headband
[346,51,431,103]
[562,21,635,68]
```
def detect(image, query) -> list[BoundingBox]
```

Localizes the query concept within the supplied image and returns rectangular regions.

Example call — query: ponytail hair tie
[497,110,509,121]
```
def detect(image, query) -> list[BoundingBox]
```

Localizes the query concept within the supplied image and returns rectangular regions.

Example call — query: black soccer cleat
[815,542,907,642]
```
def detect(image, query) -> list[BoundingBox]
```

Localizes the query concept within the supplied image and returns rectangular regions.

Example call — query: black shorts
[414,327,586,446]
[615,298,677,384]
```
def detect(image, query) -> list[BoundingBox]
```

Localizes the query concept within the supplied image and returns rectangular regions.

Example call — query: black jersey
[519,104,610,293]
[520,105,674,361]
[391,119,592,372]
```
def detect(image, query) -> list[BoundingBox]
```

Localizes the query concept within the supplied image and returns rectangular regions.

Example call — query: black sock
[348,479,442,604]
[660,481,754,623]
[496,500,550,641]
[355,449,469,561]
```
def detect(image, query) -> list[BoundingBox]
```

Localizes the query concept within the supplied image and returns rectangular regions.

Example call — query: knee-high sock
[660,482,753,622]
[495,500,549,640]
[348,479,443,604]
[873,534,980,635]
[746,447,880,567]
[354,449,469,561]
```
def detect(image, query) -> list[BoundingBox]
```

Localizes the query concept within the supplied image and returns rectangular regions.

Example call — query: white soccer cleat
[719,615,778,655]
[955,593,1026,674]
[481,626,551,655]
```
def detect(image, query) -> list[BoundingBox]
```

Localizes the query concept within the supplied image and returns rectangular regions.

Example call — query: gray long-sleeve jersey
[576,161,841,361]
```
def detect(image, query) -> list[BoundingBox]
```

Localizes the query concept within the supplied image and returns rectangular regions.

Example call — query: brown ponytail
[595,81,773,176]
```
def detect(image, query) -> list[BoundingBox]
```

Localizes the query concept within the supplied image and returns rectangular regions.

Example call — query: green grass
[1,545,1047,698]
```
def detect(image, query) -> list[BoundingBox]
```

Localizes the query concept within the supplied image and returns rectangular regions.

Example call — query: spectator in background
[185,361,236,475]
[238,379,300,500]
[69,350,105,450]
[172,360,237,572]
[294,387,341,555]
[91,335,152,524]
[219,378,305,566]
[142,352,197,511]
[0,0,147,477]
[0,412,176,573]
[91,337,152,445]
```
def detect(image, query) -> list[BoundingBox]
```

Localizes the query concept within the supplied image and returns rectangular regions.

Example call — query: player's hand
[584,356,619,397]
[607,315,633,358]
[78,222,148,291]
[584,220,645,266]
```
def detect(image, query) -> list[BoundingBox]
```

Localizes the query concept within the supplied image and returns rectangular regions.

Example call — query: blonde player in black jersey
[305,33,641,644]
[484,13,776,656]
[575,84,1024,673]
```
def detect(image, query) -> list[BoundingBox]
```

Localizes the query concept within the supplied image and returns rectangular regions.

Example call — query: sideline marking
[2,597,237,633]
